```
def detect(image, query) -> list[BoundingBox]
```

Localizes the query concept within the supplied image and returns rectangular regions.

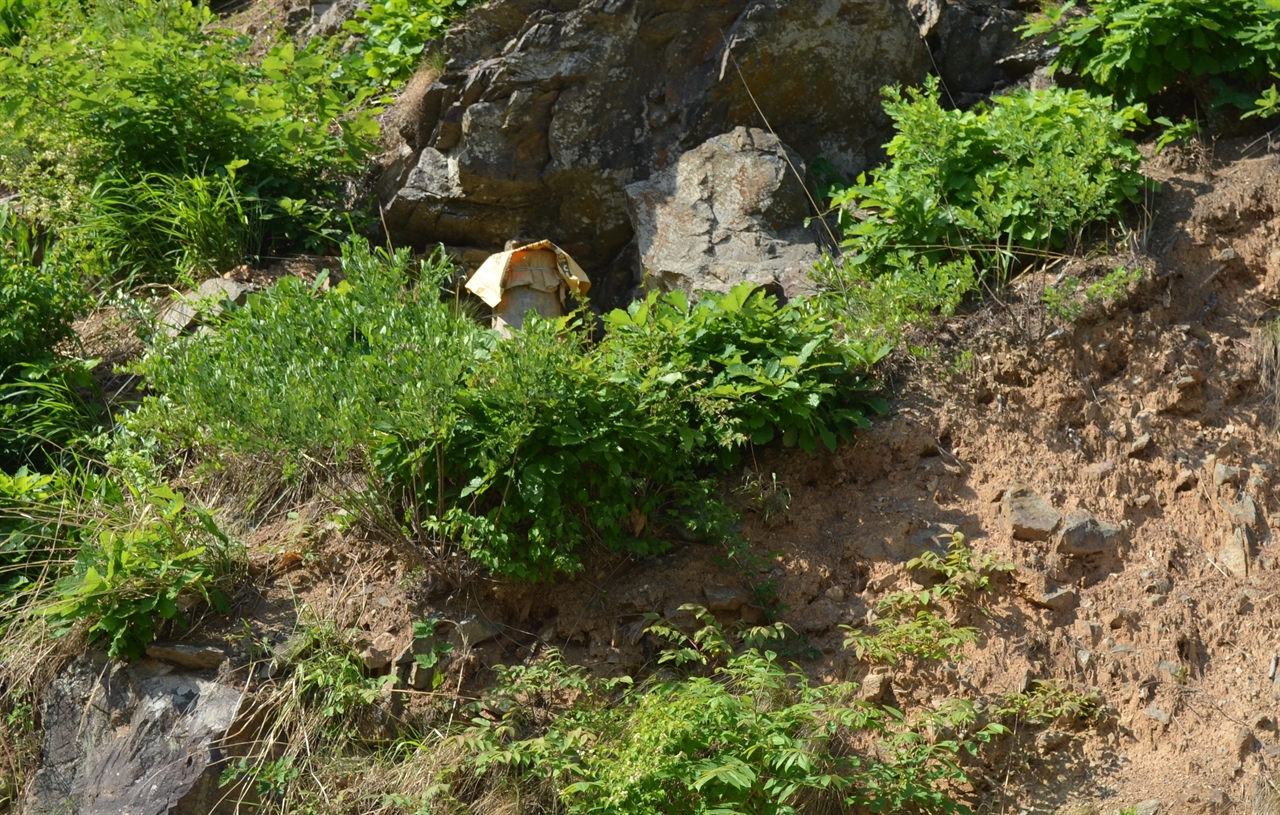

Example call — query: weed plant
[131,238,885,580]
[0,0,382,284]
[453,615,1005,815]
[346,0,471,87]
[1,467,243,659]
[816,82,1148,340]
[0,206,91,367]
[1024,0,1280,112]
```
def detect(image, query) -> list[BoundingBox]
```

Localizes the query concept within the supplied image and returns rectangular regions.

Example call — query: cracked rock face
[626,126,822,299]
[380,0,927,308]
[25,655,245,815]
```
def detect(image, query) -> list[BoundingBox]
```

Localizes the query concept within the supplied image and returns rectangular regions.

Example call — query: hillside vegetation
[2,0,1279,813]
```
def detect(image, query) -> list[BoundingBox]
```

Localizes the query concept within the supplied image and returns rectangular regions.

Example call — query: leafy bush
[1042,265,1142,323]
[0,1,381,282]
[346,0,470,87]
[131,239,884,579]
[82,168,264,284]
[1024,0,1280,110]
[845,532,1009,665]
[461,625,1004,814]
[0,360,106,472]
[1,461,240,659]
[0,207,91,367]
[40,481,239,659]
[816,82,1147,338]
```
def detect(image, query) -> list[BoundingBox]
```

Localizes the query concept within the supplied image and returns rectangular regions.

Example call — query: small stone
[409,662,435,690]
[1082,460,1116,477]
[1144,704,1171,725]
[705,584,751,612]
[1174,469,1198,491]
[1002,482,1062,541]
[1222,495,1257,527]
[145,644,227,671]
[1033,587,1078,611]
[859,671,892,702]
[1215,463,1247,487]
[1059,509,1122,556]
[449,616,503,648]
[1219,529,1251,578]
[360,646,391,671]
[1133,800,1161,815]
[1227,725,1256,760]
[825,585,846,602]
[1036,729,1070,753]
[1128,434,1152,456]
[802,598,841,632]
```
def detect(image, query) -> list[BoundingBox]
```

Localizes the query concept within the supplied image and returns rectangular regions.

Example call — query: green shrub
[81,168,264,285]
[1024,0,1280,110]
[816,82,1147,337]
[131,239,884,580]
[0,207,91,367]
[0,1,381,282]
[41,481,239,659]
[0,360,106,473]
[461,628,1004,814]
[346,0,470,87]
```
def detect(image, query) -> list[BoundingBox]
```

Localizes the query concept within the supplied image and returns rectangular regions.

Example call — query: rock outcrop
[626,127,822,299]
[380,0,928,307]
[26,655,245,815]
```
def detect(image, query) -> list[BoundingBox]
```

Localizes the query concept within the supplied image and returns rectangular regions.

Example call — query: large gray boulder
[380,0,928,308]
[25,655,246,815]
[626,126,821,299]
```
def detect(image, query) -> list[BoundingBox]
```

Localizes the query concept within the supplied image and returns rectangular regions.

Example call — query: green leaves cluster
[1,468,239,659]
[0,207,91,368]
[346,0,470,86]
[845,532,1009,664]
[1024,0,1280,110]
[0,0,382,284]
[460,623,1003,815]
[816,82,1147,338]
[42,482,237,659]
[130,239,884,580]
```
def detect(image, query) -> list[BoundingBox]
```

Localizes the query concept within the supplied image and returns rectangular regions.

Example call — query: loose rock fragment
[1001,482,1062,541]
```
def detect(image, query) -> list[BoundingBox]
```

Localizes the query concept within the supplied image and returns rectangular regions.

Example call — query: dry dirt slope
[215,138,1280,814]
[734,139,1280,813]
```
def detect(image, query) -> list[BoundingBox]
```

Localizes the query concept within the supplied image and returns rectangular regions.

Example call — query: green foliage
[460,622,1005,815]
[0,0,382,283]
[1042,265,1142,323]
[845,532,1008,665]
[1152,115,1202,152]
[0,207,91,367]
[346,0,470,86]
[131,238,885,580]
[41,482,238,659]
[817,82,1147,339]
[0,359,106,472]
[1023,0,1280,110]
[995,680,1108,726]
[1245,77,1280,117]
[82,168,264,284]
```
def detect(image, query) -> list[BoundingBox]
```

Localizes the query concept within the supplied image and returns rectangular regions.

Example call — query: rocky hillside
[4,0,1280,814]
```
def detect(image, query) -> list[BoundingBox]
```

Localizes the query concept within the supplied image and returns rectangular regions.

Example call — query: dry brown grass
[385,61,445,152]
